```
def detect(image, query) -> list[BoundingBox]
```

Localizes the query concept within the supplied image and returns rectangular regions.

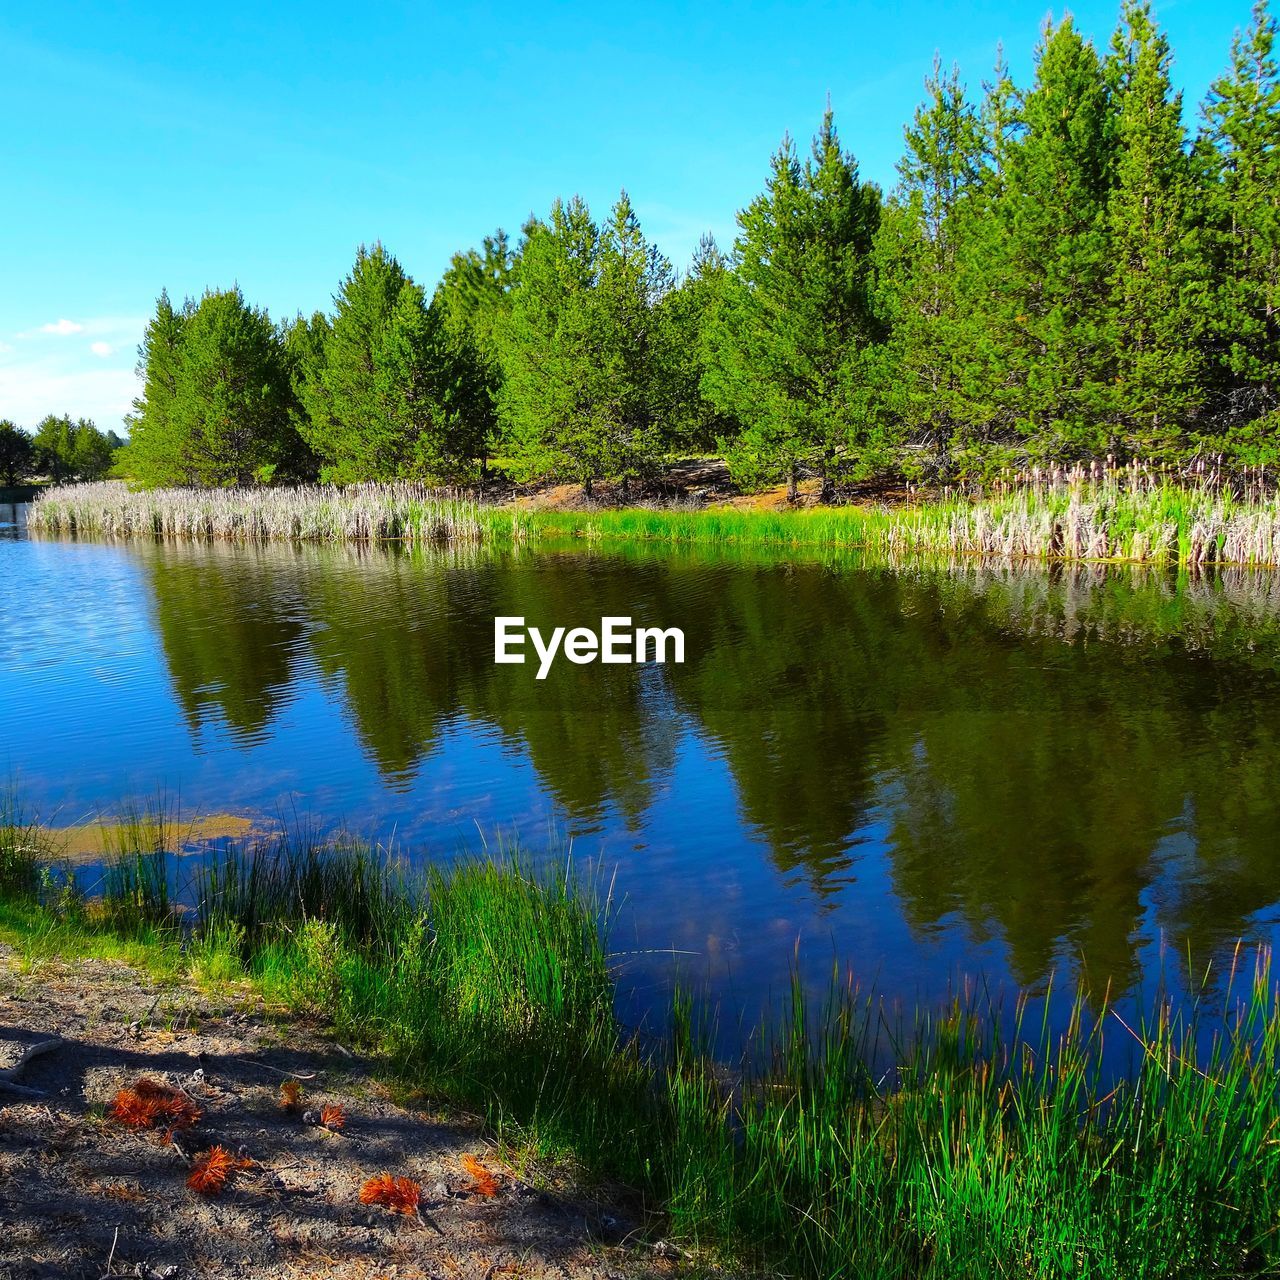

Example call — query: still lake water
[6,503,1280,1037]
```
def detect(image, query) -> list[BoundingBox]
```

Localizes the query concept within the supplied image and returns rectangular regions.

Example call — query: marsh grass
[30,477,1280,567]
[0,795,41,899]
[3,804,1280,1275]
[27,480,526,546]
[535,481,1280,569]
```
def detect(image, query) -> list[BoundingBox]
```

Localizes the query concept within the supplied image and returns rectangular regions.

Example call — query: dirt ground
[496,459,913,513]
[0,947,690,1280]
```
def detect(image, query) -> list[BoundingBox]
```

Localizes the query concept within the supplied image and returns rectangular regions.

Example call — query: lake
[6,508,1280,1040]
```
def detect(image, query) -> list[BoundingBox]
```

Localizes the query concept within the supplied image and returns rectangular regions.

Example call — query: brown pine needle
[359,1172,422,1216]
[187,1145,236,1196]
[279,1080,303,1112]
[460,1153,499,1197]
[319,1103,346,1132]
[110,1078,201,1131]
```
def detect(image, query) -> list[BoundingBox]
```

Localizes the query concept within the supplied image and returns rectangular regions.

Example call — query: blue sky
[0,0,1255,434]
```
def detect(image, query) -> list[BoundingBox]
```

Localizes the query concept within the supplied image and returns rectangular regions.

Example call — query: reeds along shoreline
[4,806,1280,1277]
[27,477,1280,569]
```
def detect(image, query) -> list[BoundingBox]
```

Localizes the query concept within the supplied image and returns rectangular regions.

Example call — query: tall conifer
[704,110,882,500]
[1105,1,1203,457]
[975,19,1116,459]
[874,59,984,472]
[1197,0,1280,453]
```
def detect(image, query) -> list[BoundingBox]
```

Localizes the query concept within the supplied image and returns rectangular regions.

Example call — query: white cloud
[40,318,84,336]
[0,362,137,431]
[0,314,147,430]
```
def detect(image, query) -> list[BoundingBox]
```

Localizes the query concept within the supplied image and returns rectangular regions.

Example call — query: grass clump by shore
[29,476,1280,569]
[5,805,1280,1275]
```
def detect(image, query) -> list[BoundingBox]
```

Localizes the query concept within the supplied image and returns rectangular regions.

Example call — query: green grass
[4,806,1280,1275]
[30,476,1280,568]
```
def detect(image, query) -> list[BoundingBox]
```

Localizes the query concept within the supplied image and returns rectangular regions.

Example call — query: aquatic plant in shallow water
[29,476,1280,567]
[27,480,502,546]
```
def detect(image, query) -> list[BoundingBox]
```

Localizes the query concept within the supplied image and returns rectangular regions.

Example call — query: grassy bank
[28,477,1280,568]
[5,804,1280,1276]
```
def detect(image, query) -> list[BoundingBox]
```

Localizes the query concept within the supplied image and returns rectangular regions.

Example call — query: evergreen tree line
[0,416,121,488]
[118,0,1280,495]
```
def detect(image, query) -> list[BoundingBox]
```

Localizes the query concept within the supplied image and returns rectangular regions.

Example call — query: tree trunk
[786,463,798,503]
[583,475,594,500]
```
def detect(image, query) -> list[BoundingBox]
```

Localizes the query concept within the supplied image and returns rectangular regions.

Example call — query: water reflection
[8,528,1280,1013]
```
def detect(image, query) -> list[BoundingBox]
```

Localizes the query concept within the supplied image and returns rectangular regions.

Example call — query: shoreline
[5,803,1280,1276]
[26,477,1280,570]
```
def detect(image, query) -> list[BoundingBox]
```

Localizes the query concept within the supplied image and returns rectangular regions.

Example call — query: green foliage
[295,243,490,483]
[1196,0,1280,447]
[26,2,1280,491]
[1105,1,1205,455]
[123,288,302,486]
[658,234,739,453]
[970,19,1117,458]
[30,413,116,481]
[874,58,985,475]
[498,193,677,492]
[704,111,884,498]
[0,420,36,487]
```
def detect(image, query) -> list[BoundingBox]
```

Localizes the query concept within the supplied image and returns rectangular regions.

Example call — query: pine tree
[433,229,524,476]
[658,233,739,455]
[704,110,882,501]
[498,197,604,489]
[122,289,298,485]
[122,289,189,482]
[498,194,673,492]
[967,19,1117,460]
[434,229,520,378]
[69,419,116,478]
[299,244,485,482]
[167,288,297,485]
[942,46,1029,465]
[1104,1,1204,458]
[35,414,120,481]
[282,310,330,479]
[0,421,35,487]
[874,58,985,474]
[979,45,1023,195]
[1197,0,1280,454]
[593,190,677,491]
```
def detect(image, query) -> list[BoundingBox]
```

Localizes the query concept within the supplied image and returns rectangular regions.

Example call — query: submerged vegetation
[5,803,1280,1276]
[29,474,1280,568]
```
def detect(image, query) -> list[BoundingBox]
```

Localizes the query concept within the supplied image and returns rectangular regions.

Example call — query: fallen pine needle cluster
[359,1173,422,1216]
[187,1144,254,1196]
[460,1153,499,1196]
[110,1078,201,1132]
